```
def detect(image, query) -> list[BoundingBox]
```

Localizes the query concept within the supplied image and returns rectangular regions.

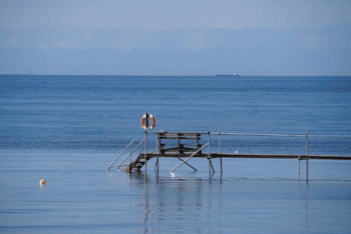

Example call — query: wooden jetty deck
[106,131,351,180]
[134,152,351,160]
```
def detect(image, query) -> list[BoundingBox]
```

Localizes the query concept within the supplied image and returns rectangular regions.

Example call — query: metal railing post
[306,130,309,181]
[130,140,134,164]
[208,131,211,176]
[219,129,223,174]
[145,130,148,178]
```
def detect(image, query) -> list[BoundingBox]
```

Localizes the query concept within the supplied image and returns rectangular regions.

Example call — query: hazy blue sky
[1,0,350,75]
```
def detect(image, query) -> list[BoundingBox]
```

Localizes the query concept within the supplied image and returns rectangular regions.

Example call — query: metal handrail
[211,132,351,138]
[106,138,138,171]
[148,131,351,138]
[116,139,145,169]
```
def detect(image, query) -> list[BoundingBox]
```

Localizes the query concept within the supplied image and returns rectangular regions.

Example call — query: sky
[0,0,350,76]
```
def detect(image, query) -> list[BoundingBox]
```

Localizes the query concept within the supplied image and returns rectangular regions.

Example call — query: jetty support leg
[209,159,215,174]
[154,159,158,171]
[298,157,300,181]
[220,158,223,174]
[218,130,223,174]
[156,157,159,180]
[306,159,309,181]
[209,160,211,177]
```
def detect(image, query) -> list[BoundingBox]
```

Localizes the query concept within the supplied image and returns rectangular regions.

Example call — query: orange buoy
[39,179,46,186]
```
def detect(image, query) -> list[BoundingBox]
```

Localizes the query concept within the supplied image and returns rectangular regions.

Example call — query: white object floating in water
[235,151,239,154]
[39,179,46,187]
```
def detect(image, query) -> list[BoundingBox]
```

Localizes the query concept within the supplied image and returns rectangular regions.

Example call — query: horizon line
[1,73,350,77]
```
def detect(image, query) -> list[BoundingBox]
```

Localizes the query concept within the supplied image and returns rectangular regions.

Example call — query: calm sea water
[1,75,351,233]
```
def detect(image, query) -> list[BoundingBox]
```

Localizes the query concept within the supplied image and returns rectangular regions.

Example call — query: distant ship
[216,73,240,76]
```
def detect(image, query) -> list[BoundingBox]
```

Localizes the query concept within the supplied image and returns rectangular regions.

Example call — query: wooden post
[177,133,181,154]
[157,132,161,153]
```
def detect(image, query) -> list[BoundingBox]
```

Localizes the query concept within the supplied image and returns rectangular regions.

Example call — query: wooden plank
[159,136,201,140]
[158,132,201,137]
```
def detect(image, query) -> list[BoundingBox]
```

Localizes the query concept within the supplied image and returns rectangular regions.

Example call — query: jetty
[106,130,351,181]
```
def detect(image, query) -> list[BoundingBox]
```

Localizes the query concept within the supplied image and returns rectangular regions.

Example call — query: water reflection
[128,172,223,232]
[105,170,349,234]
[304,182,310,233]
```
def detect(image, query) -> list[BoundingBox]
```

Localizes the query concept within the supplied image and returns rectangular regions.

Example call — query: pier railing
[107,130,351,180]
[149,130,351,156]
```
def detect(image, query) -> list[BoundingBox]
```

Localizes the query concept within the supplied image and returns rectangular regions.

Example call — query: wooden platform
[140,152,351,160]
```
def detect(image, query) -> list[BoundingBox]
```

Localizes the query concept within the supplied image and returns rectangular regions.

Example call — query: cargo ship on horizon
[215,73,240,76]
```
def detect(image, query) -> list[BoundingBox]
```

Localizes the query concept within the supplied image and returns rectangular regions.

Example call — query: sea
[0,75,350,233]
